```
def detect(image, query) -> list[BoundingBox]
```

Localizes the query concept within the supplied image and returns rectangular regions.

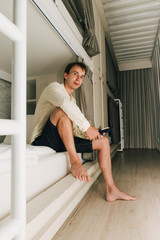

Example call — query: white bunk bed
[0,0,27,238]
[0,114,85,221]
[0,142,84,220]
[0,0,100,239]
[0,136,117,240]
[0,0,119,239]
[0,137,101,239]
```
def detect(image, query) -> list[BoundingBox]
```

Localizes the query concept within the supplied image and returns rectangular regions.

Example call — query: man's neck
[64,82,73,96]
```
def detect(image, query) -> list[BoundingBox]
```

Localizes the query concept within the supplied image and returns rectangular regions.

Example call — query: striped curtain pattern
[118,24,160,150]
[152,34,160,151]
[118,69,159,149]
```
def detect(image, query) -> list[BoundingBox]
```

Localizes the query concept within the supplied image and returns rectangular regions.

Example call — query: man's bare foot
[70,163,91,182]
[106,189,136,202]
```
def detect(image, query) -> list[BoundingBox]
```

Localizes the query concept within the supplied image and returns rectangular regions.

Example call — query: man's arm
[60,97,90,132]
[46,82,90,132]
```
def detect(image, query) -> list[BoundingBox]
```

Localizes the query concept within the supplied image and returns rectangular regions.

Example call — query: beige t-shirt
[30,82,90,143]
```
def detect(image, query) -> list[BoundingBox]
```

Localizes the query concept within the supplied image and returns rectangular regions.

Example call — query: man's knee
[50,107,70,126]
[100,137,110,150]
[52,107,66,117]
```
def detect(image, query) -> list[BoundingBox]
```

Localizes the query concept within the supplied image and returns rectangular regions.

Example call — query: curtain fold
[62,0,84,35]
[79,68,94,126]
[118,23,160,151]
[68,0,83,25]
[118,67,160,150]
[76,68,96,160]
[81,0,100,57]
[151,33,160,151]
[106,43,118,97]
[62,0,100,57]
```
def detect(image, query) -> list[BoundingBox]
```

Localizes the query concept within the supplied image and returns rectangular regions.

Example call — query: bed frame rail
[0,0,27,239]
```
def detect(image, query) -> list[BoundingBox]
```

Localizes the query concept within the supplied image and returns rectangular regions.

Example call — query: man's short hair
[64,62,88,82]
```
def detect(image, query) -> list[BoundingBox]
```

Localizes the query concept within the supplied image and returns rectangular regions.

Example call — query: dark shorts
[32,118,93,153]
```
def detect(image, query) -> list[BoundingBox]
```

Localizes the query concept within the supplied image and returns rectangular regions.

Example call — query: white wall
[92,1,108,128]
[26,0,109,133]
[33,74,57,102]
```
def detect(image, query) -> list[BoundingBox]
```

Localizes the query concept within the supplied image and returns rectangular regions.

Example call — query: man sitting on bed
[31,62,136,202]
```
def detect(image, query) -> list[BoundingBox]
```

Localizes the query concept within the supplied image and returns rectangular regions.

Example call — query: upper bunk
[0,0,93,82]
[1,0,160,78]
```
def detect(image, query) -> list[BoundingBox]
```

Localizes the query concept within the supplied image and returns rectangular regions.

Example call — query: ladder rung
[0,13,22,41]
[0,119,21,135]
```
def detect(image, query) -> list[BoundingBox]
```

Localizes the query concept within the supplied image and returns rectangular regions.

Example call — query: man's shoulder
[47,81,62,88]
[44,82,64,92]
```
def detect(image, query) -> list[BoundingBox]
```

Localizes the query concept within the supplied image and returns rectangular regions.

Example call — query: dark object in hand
[98,127,110,135]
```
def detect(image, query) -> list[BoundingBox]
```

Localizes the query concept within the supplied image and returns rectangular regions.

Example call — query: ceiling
[97,0,160,71]
[0,0,76,78]
[1,0,160,75]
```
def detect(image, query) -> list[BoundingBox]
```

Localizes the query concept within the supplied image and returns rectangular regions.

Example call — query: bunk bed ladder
[0,0,27,239]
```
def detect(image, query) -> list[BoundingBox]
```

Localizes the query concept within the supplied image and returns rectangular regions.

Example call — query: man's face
[64,65,85,92]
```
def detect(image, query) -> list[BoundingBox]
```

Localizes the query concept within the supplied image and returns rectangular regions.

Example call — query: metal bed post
[0,0,27,239]
[114,99,124,151]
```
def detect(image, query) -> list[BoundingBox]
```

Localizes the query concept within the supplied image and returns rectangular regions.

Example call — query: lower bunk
[0,142,119,239]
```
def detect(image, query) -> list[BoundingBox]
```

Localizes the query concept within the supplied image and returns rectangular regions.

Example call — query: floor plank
[53,149,160,240]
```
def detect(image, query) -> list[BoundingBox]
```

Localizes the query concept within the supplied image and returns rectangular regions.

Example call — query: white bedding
[0,144,44,175]
[0,144,84,220]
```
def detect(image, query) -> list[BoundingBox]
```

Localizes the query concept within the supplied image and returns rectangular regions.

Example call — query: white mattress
[0,144,84,220]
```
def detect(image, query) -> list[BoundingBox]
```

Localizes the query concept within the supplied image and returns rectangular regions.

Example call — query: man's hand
[86,126,101,141]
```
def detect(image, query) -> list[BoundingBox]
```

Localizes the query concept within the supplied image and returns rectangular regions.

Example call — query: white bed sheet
[0,144,84,220]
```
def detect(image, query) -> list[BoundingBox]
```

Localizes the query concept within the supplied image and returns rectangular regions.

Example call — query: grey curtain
[62,0,84,35]
[151,33,160,151]
[62,0,100,57]
[76,68,96,160]
[118,23,160,151]
[0,79,11,143]
[118,67,160,150]
[106,43,118,97]
[79,68,94,126]
[80,0,100,57]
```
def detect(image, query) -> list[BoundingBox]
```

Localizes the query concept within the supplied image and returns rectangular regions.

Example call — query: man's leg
[92,137,136,202]
[50,108,91,182]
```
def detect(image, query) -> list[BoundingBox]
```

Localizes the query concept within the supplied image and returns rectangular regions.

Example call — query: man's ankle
[70,161,82,169]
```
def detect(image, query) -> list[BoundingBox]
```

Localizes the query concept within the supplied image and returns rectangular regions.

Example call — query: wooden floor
[53,149,160,240]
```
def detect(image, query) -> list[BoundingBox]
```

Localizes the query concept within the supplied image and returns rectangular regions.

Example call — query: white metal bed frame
[0,0,27,239]
[114,99,124,151]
